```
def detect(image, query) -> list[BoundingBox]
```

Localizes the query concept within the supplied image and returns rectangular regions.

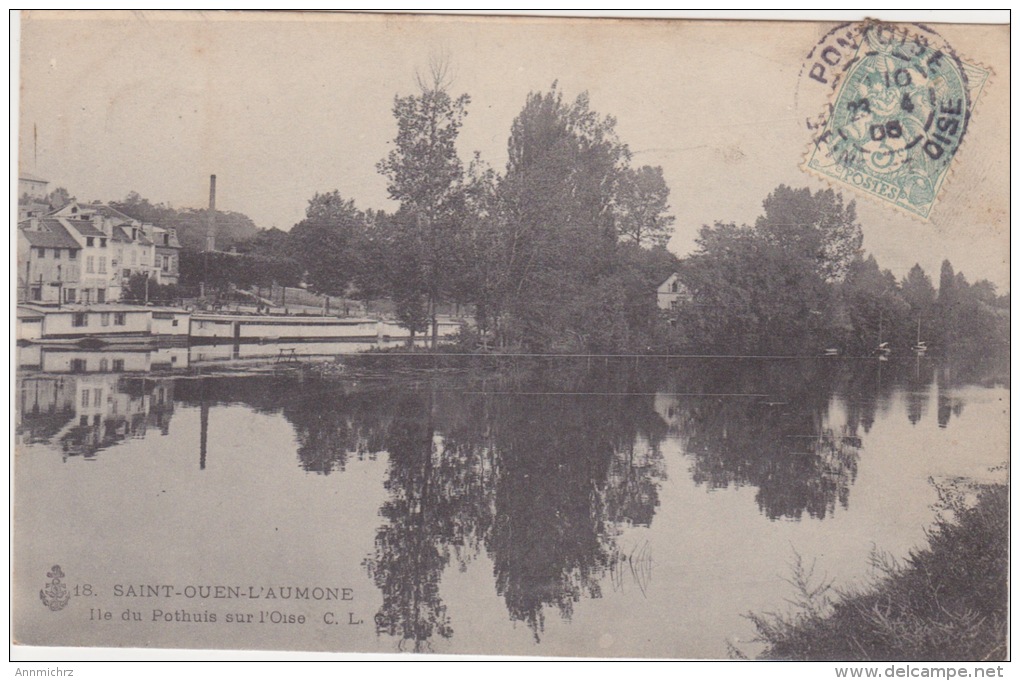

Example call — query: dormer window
[100,238,107,247]
[86,237,94,247]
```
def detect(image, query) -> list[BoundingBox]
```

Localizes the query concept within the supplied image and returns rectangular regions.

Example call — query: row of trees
[675,185,1009,357]
[231,65,679,350]
[108,58,1005,358]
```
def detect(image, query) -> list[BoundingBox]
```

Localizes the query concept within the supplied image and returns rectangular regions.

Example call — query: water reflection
[14,353,1007,652]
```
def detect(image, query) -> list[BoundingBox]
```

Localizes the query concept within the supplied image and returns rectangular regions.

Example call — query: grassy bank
[750,481,1008,661]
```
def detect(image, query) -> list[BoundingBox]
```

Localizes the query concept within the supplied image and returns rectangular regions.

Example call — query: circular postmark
[796,21,988,219]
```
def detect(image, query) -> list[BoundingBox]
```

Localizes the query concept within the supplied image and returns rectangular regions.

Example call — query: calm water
[14,355,1009,658]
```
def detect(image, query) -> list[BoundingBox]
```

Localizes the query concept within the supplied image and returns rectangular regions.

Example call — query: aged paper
[12,11,1009,662]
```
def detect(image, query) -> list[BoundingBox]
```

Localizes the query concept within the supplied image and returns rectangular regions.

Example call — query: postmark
[800,22,990,220]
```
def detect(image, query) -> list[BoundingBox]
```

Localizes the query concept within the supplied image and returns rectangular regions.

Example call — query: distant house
[18,172,48,199]
[18,172,51,220]
[17,217,82,303]
[656,273,690,314]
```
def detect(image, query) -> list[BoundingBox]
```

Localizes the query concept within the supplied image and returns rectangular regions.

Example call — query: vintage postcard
[12,11,1009,662]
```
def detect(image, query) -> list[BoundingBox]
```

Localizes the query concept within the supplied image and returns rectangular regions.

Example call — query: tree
[900,263,937,342]
[377,57,471,347]
[289,191,365,296]
[756,185,862,282]
[677,186,862,354]
[45,187,71,210]
[615,165,675,248]
[492,84,631,350]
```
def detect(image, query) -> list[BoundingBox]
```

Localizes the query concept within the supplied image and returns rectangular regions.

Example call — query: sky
[15,11,1010,290]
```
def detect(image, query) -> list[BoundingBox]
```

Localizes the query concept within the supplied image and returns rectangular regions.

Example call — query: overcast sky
[16,11,1010,289]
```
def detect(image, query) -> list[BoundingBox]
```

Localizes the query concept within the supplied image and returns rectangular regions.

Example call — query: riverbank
[750,480,1008,661]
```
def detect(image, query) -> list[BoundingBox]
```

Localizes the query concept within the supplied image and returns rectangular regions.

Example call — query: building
[18,172,52,220]
[18,172,49,199]
[60,217,121,303]
[17,218,82,303]
[50,200,181,287]
[141,223,182,285]
[656,273,691,315]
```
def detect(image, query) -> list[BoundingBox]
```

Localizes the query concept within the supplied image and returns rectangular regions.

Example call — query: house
[51,200,180,287]
[18,172,52,219]
[656,273,691,314]
[57,217,121,303]
[141,223,182,285]
[18,172,49,199]
[17,218,83,303]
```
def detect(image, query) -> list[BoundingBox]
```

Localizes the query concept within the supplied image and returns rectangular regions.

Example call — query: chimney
[206,174,216,252]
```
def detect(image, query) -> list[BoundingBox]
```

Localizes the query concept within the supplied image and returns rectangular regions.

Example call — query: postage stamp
[802,22,990,220]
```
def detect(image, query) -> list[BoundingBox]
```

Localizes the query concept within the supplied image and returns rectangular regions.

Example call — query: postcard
[12,11,1009,662]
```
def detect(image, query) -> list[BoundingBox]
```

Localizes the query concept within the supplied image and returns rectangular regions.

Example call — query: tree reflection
[362,387,494,652]
[658,359,860,520]
[21,353,1003,652]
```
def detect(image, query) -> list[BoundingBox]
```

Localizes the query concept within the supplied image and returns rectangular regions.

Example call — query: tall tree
[756,185,862,282]
[289,191,365,297]
[377,57,471,347]
[493,84,631,350]
[615,165,675,248]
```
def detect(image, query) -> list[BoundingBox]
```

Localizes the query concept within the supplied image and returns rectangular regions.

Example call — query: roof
[86,203,135,222]
[18,219,82,249]
[19,171,48,183]
[111,225,132,243]
[63,219,107,238]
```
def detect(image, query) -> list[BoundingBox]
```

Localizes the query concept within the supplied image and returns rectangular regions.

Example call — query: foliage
[111,191,259,251]
[615,165,676,248]
[288,191,366,296]
[673,185,1005,358]
[178,248,301,292]
[749,481,1008,661]
[376,58,471,345]
[122,272,178,304]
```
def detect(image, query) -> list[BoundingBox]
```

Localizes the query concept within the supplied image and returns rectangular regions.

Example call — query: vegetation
[111,191,260,250]
[748,481,1008,661]
[94,61,1004,358]
[675,186,1009,357]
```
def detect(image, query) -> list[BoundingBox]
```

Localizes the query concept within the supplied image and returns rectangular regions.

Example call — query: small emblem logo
[40,565,70,611]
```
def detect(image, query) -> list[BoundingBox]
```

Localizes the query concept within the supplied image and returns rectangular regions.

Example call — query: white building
[656,273,691,314]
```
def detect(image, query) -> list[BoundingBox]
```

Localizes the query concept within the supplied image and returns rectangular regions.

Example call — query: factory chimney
[206,174,217,252]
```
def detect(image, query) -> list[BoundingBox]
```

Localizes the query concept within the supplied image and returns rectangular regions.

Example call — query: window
[54,249,61,259]
[93,389,103,406]
[72,312,88,327]
[30,287,42,301]
[100,238,107,247]
[114,312,126,326]
[98,257,106,273]
[98,359,109,372]
[97,289,106,303]
[64,288,76,303]
[86,237,94,247]
[37,248,45,258]
[100,312,110,327]
[69,250,77,260]
[123,269,131,279]
[86,256,94,273]
[81,389,89,407]
[130,251,137,265]
[112,359,125,372]
[155,255,162,268]
[172,319,179,327]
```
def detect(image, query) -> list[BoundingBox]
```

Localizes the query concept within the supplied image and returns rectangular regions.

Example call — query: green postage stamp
[803,23,990,220]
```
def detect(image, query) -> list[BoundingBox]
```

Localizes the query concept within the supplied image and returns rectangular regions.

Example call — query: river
[13,354,1009,658]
